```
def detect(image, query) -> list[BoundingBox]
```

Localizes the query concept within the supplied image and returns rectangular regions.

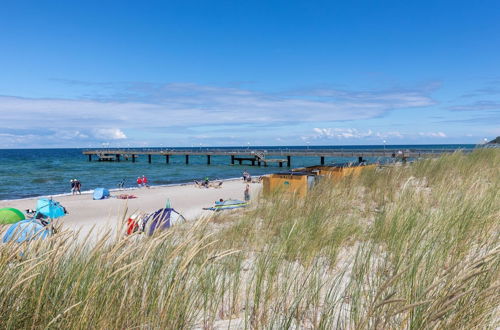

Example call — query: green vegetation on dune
[0,149,498,329]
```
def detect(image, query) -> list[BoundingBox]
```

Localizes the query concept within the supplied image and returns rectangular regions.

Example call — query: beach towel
[116,194,137,199]
[203,199,248,211]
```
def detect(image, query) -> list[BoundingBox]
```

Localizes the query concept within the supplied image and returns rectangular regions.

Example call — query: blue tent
[93,188,110,200]
[36,199,67,219]
[2,219,52,243]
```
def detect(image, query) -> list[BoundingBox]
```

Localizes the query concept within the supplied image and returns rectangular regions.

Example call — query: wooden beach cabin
[263,163,376,197]
[297,162,376,182]
[262,172,319,197]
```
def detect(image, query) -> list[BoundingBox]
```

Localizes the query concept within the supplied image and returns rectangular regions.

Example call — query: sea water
[0,145,474,200]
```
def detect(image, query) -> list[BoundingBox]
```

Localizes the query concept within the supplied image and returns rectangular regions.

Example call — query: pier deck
[82,148,470,167]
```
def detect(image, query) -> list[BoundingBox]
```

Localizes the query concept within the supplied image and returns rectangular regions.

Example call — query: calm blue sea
[0,145,474,200]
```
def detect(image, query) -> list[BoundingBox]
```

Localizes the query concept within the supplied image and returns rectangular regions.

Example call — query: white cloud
[313,128,375,139]
[311,128,407,140]
[418,132,447,138]
[0,83,435,131]
[0,82,438,146]
[93,128,127,140]
[311,128,450,141]
[375,131,404,139]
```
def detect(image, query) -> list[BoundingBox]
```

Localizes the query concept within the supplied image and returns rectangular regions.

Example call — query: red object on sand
[127,217,138,235]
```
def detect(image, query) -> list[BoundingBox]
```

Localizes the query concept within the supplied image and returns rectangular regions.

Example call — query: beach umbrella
[36,199,67,219]
[0,207,25,225]
[2,219,52,243]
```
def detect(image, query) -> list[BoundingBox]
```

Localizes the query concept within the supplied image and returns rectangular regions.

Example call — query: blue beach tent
[93,188,110,200]
[2,219,52,243]
[36,199,67,219]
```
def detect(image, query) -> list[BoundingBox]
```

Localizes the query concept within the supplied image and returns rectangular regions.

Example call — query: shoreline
[0,176,250,203]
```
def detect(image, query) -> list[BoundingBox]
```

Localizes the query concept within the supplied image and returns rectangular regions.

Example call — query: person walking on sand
[75,179,81,194]
[70,179,76,195]
[244,184,250,201]
[137,177,143,188]
[142,175,149,188]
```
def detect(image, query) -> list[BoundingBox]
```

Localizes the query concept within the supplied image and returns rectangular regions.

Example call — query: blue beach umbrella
[36,199,67,219]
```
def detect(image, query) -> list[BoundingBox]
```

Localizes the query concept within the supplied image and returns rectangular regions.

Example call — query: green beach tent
[0,208,25,225]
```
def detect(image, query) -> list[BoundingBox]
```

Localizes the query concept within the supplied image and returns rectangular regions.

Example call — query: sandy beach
[0,180,261,238]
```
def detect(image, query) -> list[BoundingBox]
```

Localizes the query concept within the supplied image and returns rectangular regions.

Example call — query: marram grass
[0,149,498,329]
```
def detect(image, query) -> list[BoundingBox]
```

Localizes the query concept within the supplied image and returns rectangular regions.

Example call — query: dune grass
[0,149,498,329]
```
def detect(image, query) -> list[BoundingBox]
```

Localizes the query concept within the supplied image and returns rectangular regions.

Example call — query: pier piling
[165,155,170,164]
[148,155,152,163]
[185,155,189,164]
[321,156,325,165]
[207,155,211,165]
[287,155,291,167]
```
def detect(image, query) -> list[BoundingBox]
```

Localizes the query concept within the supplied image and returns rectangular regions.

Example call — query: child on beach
[137,177,143,188]
[118,179,125,190]
[142,175,149,188]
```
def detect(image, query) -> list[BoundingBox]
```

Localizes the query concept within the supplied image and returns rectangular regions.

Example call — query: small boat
[203,199,248,211]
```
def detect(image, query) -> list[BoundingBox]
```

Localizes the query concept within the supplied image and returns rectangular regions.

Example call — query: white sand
[0,180,261,239]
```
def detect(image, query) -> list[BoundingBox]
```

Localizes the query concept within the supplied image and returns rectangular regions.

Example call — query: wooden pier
[82,147,470,167]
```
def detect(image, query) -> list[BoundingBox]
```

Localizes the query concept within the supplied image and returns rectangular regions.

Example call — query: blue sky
[0,0,499,147]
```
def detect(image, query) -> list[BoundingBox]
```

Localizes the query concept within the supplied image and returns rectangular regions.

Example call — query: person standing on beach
[75,179,81,194]
[70,179,76,195]
[137,177,143,188]
[118,179,125,190]
[142,175,149,188]
[244,184,250,201]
